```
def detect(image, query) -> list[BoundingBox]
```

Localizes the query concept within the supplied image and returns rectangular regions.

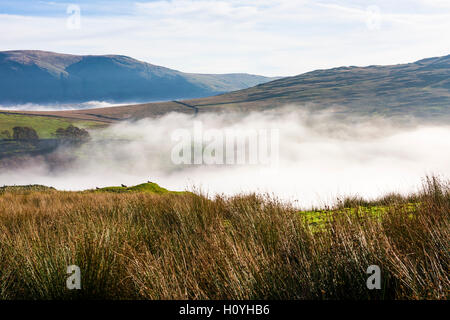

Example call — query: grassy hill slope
[93,182,185,195]
[174,53,450,118]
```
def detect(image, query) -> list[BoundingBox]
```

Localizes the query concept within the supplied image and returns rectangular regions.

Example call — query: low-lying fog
[1,107,450,208]
[0,99,193,111]
[0,101,127,111]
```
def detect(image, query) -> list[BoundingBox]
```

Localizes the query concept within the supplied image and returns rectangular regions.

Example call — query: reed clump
[0,177,448,300]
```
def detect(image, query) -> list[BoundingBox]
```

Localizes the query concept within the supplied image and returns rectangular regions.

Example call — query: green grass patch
[299,203,420,230]
[0,182,185,196]
[0,113,104,139]
[91,182,186,195]
[0,184,56,194]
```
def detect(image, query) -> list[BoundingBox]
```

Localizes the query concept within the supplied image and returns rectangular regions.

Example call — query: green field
[0,113,104,139]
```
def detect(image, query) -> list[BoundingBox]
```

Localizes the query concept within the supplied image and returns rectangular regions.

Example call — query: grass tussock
[0,177,448,300]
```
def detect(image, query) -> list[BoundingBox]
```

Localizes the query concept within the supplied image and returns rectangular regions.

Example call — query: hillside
[2,54,450,122]
[160,53,450,119]
[0,50,275,104]
[183,54,450,118]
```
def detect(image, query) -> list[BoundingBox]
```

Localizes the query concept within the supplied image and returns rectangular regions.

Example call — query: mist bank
[0,107,449,208]
[0,101,129,111]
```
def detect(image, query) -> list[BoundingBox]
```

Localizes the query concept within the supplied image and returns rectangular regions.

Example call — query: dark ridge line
[0,111,69,119]
[172,101,199,115]
[83,113,127,121]
[185,94,289,108]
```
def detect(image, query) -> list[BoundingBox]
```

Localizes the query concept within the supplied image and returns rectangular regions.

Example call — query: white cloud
[0,0,449,76]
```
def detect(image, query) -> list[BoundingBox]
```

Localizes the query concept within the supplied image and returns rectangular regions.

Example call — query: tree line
[0,125,90,142]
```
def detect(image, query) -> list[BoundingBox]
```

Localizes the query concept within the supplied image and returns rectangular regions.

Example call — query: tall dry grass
[0,177,448,300]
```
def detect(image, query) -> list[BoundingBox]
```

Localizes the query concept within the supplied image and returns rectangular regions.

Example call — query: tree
[54,125,90,141]
[12,126,39,141]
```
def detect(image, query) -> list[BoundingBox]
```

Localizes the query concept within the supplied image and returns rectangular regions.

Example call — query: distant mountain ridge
[179,53,450,118]
[2,54,450,122]
[0,50,276,104]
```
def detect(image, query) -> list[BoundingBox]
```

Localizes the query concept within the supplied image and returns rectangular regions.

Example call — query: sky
[1,0,450,76]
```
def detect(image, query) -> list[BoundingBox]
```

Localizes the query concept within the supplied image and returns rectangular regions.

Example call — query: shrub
[54,125,90,141]
[12,126,39,141]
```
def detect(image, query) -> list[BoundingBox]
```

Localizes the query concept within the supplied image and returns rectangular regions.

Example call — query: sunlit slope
[185,54,450,118]
[93,182,186,195]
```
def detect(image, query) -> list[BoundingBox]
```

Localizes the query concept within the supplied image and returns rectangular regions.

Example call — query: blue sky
[0,0,137,16]
[1,0,450,76]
